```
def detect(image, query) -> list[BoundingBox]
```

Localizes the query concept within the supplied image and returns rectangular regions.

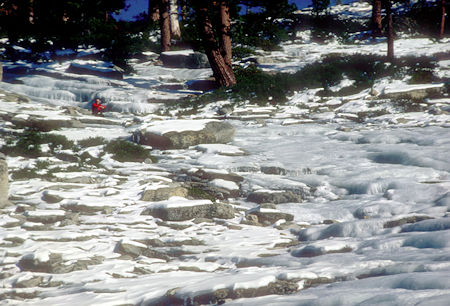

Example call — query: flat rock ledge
[141,184,188,202]
[380,83,444,100]
[247,190,303,204]
[141,197,235,221]
[133,120,235,150]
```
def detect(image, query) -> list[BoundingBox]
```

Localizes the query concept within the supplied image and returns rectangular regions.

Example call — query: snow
[142,119,217,135]
[149,197,212,209]
[210,179,240,190]
[1,2,450,305]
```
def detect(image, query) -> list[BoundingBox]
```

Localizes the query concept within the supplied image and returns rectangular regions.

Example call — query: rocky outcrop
[247,190,303,204]
[133,120,235,150]
[381,83,444,100]
[247,207,294,225]
[17,252,94,274]
[141,197,235,221]
[114,239,169,260]
[66,62,124,80]
[10,115,84,132]
[141,184,188,202]
[160,50,210,69]
[0,154,9,208]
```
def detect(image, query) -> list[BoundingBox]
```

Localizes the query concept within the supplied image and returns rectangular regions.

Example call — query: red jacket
[92,102,105,111]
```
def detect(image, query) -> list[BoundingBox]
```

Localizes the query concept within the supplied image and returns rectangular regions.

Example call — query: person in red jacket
[92,98,106,115]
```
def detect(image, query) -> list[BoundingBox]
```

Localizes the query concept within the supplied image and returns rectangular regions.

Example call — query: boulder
[66,62,124,80]
[41,190,64,203]
[192,169,244,183]
[141,184,188,202]
[114,239,169,260]
[187,79,218,92]
[133,120,235,150]
[247,207,294,225]
[247,190,303,204]
[0,154,9,208]
[160,50,210,69]
[141,197,235,221]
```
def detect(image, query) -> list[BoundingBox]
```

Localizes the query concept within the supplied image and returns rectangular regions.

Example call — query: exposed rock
[383,215,434,228]
[160,50,210,69]
[291,245,353,258]
[13,275,44,288]
[66,62,124,80]
[381,83,444,100]
[192,169,244,183]
[11,116,84,132]
[0,89,30,103]
[55,152,79,163]
[133,120,235,150]
[160,280,299,305]
[23,210,68,224]
[247,207,294,225]
[114,239,169,260]
[260,166,287,175]
[141,197,235,221]
[247,190,303,204]
[0,153,10,208]
[17,252,84,274]
[141,184,188,202]
[42,191,63,204]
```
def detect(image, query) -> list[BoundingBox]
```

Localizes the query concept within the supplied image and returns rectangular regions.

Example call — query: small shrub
[187,187,217,202]
[104,139,156,163]
[1,130,43,157]
[232,46,256,60]
[12,168,41,180]
[77,137,107,148]
[41,134,75,151]
[78,151,103,167]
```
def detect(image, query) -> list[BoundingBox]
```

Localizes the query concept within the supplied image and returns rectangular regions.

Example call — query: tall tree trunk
[372,0,382,37]
[159,0,171,52]
[169,0,181,39]
[149,0,160,21]
[219,0,232,68]
[386,0,394,60]
[440,0,446,39]
[198,5,236,87]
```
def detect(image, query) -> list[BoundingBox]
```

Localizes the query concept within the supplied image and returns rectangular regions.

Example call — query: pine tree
[372,0,382,37]
[159,0,171,51]
[170,0,181,39]
[219,0,232,68]
[440,0,446,39]
[386,0,394,60]
[196,1,236,87]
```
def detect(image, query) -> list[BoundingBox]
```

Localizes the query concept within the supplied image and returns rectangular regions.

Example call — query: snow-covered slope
[1,6,450,305]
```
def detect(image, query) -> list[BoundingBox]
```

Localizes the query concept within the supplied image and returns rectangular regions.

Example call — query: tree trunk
[219,1,232,68]
[386,0,394,60]
[198,5,236,87]
[159,0,171,52]
[372,0,382,37]
[440,0,446,39]
[169,0,181,39]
